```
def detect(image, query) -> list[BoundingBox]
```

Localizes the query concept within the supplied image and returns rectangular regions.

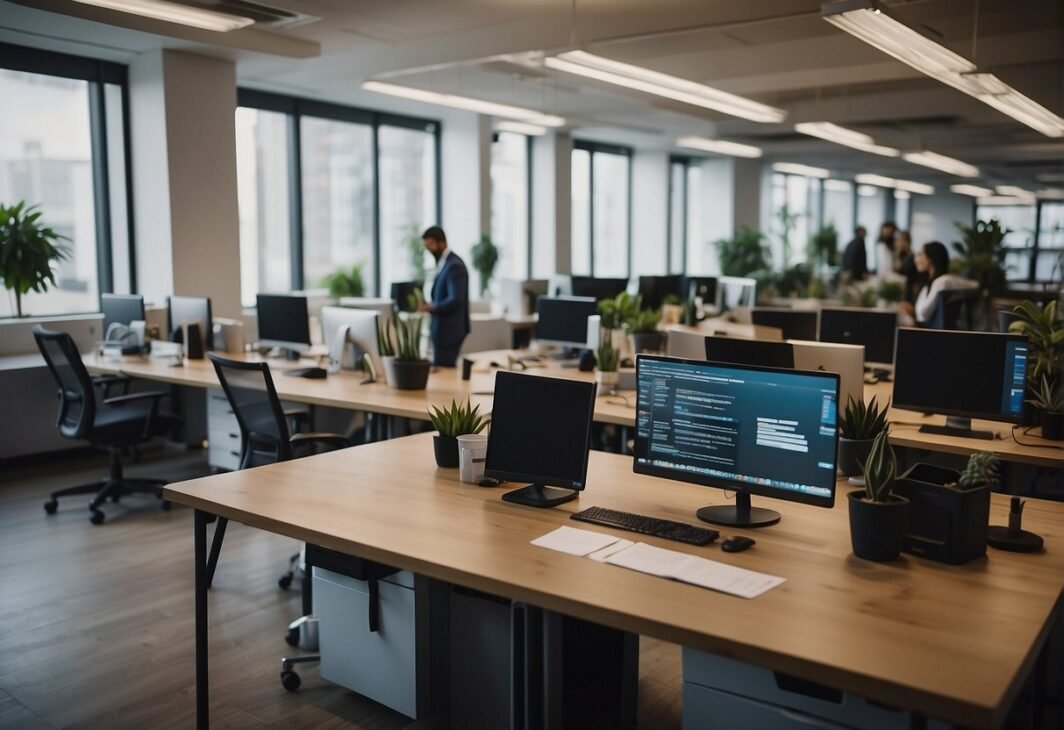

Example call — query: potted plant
[320,262,365,299]
[377,317,397,385]
[660,293,684,325]
[807,224,838,271]
[428,398,488,468]
[876,281,904,306]
[715,226,769,277]
[838,395,888,478]
[471,234,499,299]
[848,428,909,562]
[951,219,1008,301]
[682,297,698,326]
[597,292,639,358]
[1028,374,1063,441]
[0,202,69,317]
[627,308,665,353]
[596,331,620,392]
[1009,300,1062,427]
[389,316,430,390]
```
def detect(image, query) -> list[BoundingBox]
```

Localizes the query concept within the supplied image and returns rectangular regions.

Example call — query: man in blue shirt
[418,226,470,366]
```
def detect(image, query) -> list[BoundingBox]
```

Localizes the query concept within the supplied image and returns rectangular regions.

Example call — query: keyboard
[284,367,327,379]
[571,506,719,546]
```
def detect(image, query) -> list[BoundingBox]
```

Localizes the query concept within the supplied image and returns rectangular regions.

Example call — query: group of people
[841,222,974,324]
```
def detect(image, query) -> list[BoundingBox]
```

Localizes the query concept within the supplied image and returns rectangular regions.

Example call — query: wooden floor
[0,447,683,729]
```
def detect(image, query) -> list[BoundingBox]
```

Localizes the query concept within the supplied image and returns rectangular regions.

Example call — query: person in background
[841,225,869,282]
[894,230,919,302]
[418,226,470,366]
[874,221,897,278]
[899,241,975,324]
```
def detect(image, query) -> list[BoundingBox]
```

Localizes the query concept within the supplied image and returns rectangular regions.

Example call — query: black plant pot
[848,490,910,562]
[1021,401,1042,427]
[391,360,431,390]
[630,332,666,354]
[837,438,873,478]
[433,435,459,468]
[1042,411,1064,441]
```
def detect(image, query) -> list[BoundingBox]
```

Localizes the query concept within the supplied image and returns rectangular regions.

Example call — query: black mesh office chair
[34,326,177,524]
[926,288,980,330]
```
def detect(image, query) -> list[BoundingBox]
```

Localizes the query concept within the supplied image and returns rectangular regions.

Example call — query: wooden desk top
[165,433,1064,729]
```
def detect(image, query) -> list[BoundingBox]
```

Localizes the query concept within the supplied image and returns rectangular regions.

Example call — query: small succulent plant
[428,399,488,438]
[840,395,889,441]
[596,330,620,372]
[955,451,1000,490]
[862,428,897,503]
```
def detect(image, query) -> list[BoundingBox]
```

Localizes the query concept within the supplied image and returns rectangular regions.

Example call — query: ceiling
[3,0,1062,191]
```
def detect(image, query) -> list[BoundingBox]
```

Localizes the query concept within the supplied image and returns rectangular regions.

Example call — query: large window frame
[0,42,134,310]
[490,130,534,282]
[237,89,441,297]
[667,155,693,275]
[976,200,1064,282]
[572,139,633,278]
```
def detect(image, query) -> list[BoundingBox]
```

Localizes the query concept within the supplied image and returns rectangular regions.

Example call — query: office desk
[167,433,1064,729]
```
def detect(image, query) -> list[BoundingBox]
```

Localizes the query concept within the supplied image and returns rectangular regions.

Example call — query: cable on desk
[1011,425,1064,450]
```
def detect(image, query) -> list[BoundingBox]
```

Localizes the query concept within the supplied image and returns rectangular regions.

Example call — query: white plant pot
[380,355,397,387]
[596,370,619,390]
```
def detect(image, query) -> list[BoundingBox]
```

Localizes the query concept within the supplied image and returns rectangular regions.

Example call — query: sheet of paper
[587,538,635,562]
[604,542,785,599]
[531,526,623,557]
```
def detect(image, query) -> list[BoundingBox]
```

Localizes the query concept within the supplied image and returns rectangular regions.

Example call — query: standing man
[840,225,869,282]
[418,226,470,367]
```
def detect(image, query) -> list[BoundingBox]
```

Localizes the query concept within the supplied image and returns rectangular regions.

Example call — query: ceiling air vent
[182,0,319,29]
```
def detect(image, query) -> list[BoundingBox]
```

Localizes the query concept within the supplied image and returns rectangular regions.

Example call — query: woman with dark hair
[874,221,897,278]
[900,241,975,324]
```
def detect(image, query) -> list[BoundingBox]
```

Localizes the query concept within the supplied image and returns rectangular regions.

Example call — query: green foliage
[683,298,698,325]
[951,219,1008,297]
[596,330,620,372]
[808,224,839,268]
[776,205,801,268]
[404,287,425,313]
[1009,300,1062,392]
[0,202,69,317]
[777,263,813,298]
[391,316,425,362]
[626,307,661,334]
[807,277,828,300]
[1027,374,1064,413]
[377,317,395,357]
[957,451,1000,490]
[471,234,499,297]
[840,395,889,441]
[428,398,488,437]
[320,262,365,299]
[876,280,904,303]
[716,226,769,277]
[598,292,641,330]
[862,428,897,503]
[662,293,682,306]
[406,225,427,283]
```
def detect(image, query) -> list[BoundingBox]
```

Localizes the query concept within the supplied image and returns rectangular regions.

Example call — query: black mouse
[721,535,755,553]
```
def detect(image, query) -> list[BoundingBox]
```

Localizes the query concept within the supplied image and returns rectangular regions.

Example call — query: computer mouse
[721,535,756,553]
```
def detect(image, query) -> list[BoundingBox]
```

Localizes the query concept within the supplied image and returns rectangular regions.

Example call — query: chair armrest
[290,432,350,451]
[92,374,129,386]
[103,390,169,406]
[283,407,309,421]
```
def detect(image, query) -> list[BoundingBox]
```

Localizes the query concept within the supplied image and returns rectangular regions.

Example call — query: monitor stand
[919,416,994,441]
[548,347,579,361]
[696,492,780,528]
[502,483,578,508]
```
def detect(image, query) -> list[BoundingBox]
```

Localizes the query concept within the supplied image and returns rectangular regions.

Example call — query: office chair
[34,326,177,524]
[927,288,980,330]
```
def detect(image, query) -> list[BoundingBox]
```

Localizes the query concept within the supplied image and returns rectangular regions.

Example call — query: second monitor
[535,296,598,353]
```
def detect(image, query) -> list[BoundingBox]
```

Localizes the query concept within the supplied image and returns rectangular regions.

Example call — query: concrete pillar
[441,112,492,262]
[531,131,572,277]
[630,150,669,276]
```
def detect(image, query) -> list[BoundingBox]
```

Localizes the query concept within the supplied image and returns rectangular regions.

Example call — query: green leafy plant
[1027,374,1063,413]
[596,331,620,372]
[862,428,897,503]
[428,398,489,437]
[377,317,395,357]
[598,292,641,330]
[840,395,889,441]
[662,293,682,306]
[776,204,801,268]
[626,307,661,334]
[406,225,427,283]
[953,451,1000,490]
[808,224,838,268]
[471,234,499,297]
[777,263,813,298]
[951,219,1008,297]
[320,262,365,299]
[876,281,904,303]
[406,287,425,313]
[682,297,698,325]
[0,202,69,317]
[1009,300,1062,394]
[807,277,828,300]
[392,316,424,362]
[716,226,769,277]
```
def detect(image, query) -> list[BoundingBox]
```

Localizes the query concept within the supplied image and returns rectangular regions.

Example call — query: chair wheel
[44,500,58,514]
[280,670,301,692]
[161,500,172,511]
[285,627,300,647]
[90,510,106,525]
[278,573,294,590]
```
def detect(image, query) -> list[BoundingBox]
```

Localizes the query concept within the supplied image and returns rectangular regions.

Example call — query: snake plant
[429,399,488,438]
[862,428,897,503]
[840,395,889,441]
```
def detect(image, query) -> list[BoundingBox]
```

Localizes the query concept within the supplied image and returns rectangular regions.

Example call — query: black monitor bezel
[637,275,685,310]
[484,371,598,491]
[167,295,214,351]
[818,307,898,366]
[534,295,598,347]
[704,335,796,369]
[570,276,629,300]
[101,293,145,331]
[256,293,312,348]
[633,354,840,510]
[751,307,820,342]
[891,328,1028,424]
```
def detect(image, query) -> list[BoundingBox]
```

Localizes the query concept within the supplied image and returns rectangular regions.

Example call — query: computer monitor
[752,308,819,342]
[338,297,394,326]
[819,308,898,368]
[790,340,864,418]
[391,281,424,312]
[571,276,629,301]
[321,306,383,379]
[685,276,717,304]
[705,335,795,369]
[547,274,572,297]
[101,294,145,338]
[256,294,311,356]
[715,276,756,311]
[635,355,839,527]
[168,295,213,351]
[637,275,684,310]
[486,371,597,508]
[893,329,1028,439]
[535,296,598,350]
[500,278,549,316]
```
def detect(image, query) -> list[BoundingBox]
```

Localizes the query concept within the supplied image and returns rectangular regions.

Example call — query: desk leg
[195,509,210,729]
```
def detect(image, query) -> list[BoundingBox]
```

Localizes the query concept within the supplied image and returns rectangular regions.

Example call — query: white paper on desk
[531,526,623,557]
[587,538,635,562]
[604,542,785,599]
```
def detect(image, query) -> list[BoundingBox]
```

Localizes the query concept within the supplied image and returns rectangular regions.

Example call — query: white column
[441,111,493,262]
[630,150,669,276]
[531,131,572,277]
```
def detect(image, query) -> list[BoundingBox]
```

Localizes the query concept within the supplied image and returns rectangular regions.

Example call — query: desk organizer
[893,463,991,565]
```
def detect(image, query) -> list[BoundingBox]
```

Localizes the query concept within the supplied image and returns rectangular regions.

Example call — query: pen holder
[457,434,488,484]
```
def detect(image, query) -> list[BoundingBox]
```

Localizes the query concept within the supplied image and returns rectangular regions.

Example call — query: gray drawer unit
[206,388,241,471]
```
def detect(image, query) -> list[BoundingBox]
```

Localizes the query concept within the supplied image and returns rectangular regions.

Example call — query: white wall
[630,150,669,275]
[440,111,492,265]
[911,192,974,249]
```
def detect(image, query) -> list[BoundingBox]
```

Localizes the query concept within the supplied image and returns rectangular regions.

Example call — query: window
[571,141,631,277]
[490,131,530,284]
[822,179,854,240]
[0,45,131,317]
[1037,202,1064,281]
[975,203,1036,281]
[667,157,705,276]
[769,172,821,268]
[893,191,911,231]
[235,90,439,301]
[856,184,889,269]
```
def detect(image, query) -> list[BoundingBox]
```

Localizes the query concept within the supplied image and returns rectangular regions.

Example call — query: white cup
[457,434,488,484]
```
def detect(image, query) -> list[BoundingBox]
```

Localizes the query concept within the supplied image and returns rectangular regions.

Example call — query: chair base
[43,449,168,524]
[280,653,321,692]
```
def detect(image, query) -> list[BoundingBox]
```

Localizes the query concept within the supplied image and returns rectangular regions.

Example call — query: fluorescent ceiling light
[995,185,1035,200]
[773,162,830,178]
[362,81,565,127]
[977,195,1037,206]
[857,185,879,197]
[795,121,899,157]
[824,179,852,192]
[855,173,895,188]
[544,51,786,124]
[902,150,979,178]
[676,136,762,158]
[73,0,253,31]
[950,184,993,197]
[496,120,548,136]
[822,0,1064,137]
[1037,188,1064,200]
[894,190,911,200]
[894,179,934,195]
